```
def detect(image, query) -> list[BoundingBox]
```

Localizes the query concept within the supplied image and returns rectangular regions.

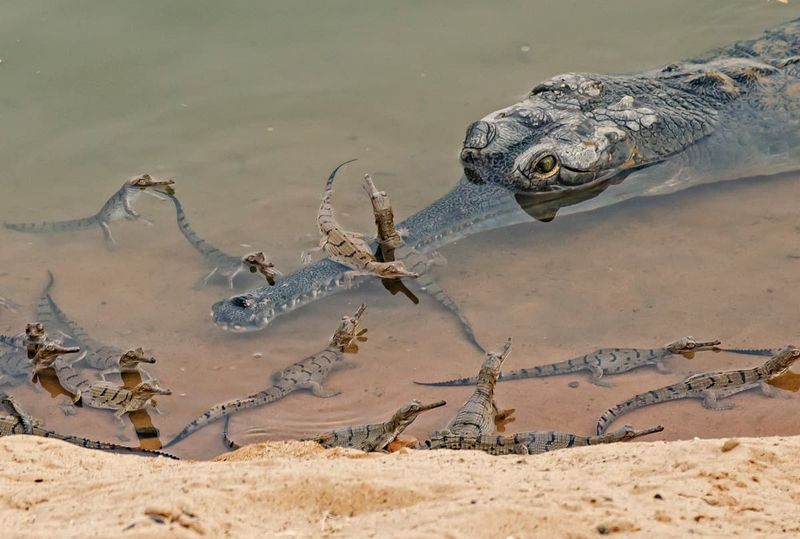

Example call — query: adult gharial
[212,18,800,335]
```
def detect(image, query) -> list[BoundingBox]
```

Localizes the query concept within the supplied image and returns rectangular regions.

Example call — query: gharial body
[165,304,369,448]
[4,174,174,248]
[596,346,800,435]
[300,160,418,285]
[212,18,800,336]
[420,337,722,388]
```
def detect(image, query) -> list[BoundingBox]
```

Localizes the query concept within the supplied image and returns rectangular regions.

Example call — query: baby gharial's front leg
[123,196,153,226]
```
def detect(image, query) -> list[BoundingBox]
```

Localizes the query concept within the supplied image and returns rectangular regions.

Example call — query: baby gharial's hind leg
[701,390,737,411]
[587,364,613,387]
[195,267,219,289]
[304,381,341,398]
[100,221,117,250]
[226,266,244,289]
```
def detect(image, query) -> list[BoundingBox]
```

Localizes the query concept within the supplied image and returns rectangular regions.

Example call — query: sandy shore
[1,435,798,538]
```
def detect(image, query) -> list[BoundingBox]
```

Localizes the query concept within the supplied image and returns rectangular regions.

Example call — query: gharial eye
[534,155,558,175]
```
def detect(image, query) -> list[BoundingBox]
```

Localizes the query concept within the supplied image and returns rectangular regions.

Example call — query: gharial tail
[163,386,287,448]
[414,374,478,387]
[318,159,358,223]
[33,427,179,459]
[167,192,230,260]
[596,389,679,435]
[4,214,100,234]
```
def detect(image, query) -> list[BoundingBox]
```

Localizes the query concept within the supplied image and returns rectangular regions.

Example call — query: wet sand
[2,434,799,537]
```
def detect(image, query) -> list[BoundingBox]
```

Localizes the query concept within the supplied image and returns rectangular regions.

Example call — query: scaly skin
[212,18,800,334]
[432,339,514,438]
[54,348,157,408]
[300,160,418,286]
[165,304,368,448]
[0,393,178,459]
[309,399,447,452]
[4,174,175,249]
[596,346,800,434]
[37,272,156,379]
[419,337,721,388]
[0,349,30,387]
[84,381,172,419]
[422,424,664,455]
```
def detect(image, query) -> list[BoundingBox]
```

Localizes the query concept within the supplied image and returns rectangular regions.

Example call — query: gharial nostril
[462,121,495,151]
[460,148,479,163]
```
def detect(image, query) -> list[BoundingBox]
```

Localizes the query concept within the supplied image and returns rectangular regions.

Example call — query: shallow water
[1,1,800,459]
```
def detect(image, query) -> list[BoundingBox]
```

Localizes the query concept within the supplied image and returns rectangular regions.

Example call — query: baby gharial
[4,173,175,249]
[301,160,418,286]
[242,251,282,286]
[85,380,172,419]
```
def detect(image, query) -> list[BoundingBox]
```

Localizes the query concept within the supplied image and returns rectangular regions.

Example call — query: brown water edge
[1,171,799,460]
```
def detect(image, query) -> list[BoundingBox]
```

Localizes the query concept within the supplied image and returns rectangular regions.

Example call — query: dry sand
[1,435,798,538]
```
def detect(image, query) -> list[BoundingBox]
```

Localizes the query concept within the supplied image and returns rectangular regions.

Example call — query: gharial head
[459,62,755,202]
[763,346,800,376]
[375,261,419,280]
[329,303,368,351]
[127,174,175,191]
[132,381,172,397]
[389,399,447,431]
[664,337,722,355]
[477,338,513,381]
[31,342,81,373]
[25,322,47,359]
[25,322,45,341]
[118,347,157,369]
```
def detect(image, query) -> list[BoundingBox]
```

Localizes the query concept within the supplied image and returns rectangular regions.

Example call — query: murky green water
[1,1,799,459]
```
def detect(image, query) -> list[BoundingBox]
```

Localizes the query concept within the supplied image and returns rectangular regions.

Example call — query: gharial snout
[460,121,496,161]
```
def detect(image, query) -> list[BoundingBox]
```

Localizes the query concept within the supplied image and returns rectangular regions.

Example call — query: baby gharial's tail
[414,374,478,387]
[163,387,286,448]
[4,214,100,234]
[595,389,679,435]
[319,159,357,217]
[39,428,179,459]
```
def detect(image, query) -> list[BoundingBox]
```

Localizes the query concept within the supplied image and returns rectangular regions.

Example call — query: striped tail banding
[5,214,100,234]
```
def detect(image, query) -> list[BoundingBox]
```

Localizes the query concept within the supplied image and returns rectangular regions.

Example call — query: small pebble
[267,127,275,132]
[520,45,531,52]
[179,393,187,397]
[373,388,384,397]
[721,438,740,452]
[567,381,579,389]
[253,352,263,359]
[654,493,664,500]
[240,243,252,248]
[597,525,610,535]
